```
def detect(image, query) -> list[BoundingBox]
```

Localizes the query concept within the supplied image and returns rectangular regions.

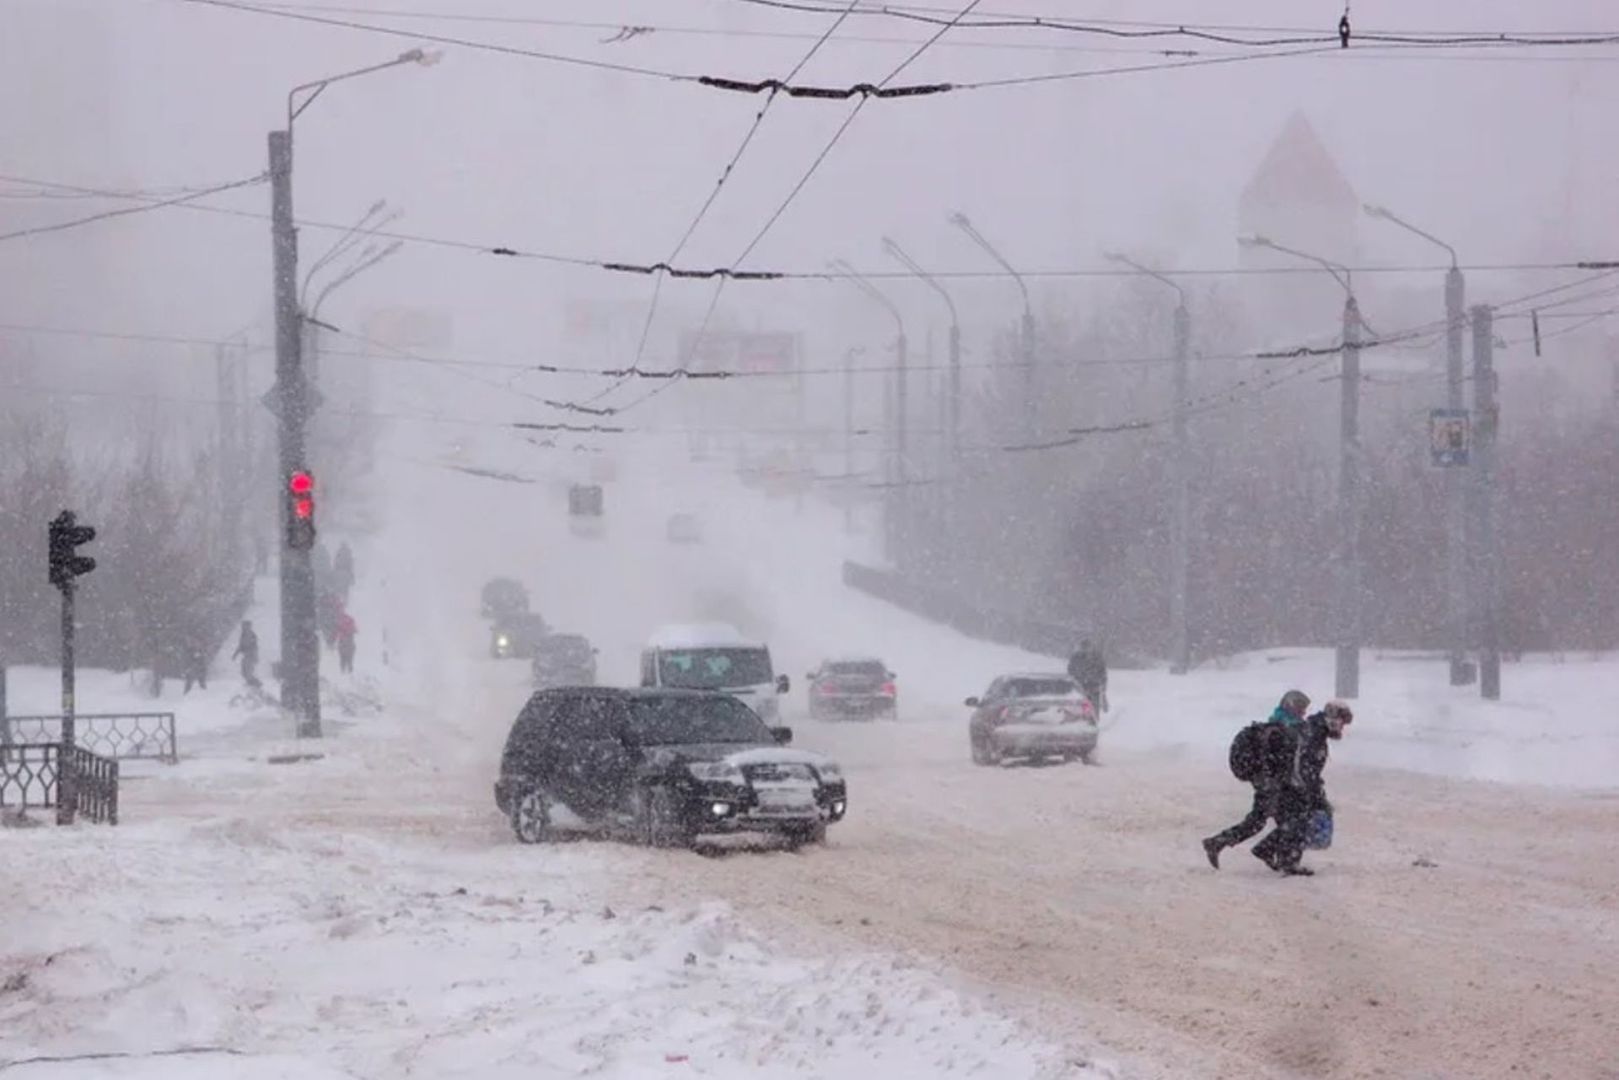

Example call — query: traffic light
[48,510,97,589]
[287,469,316,550]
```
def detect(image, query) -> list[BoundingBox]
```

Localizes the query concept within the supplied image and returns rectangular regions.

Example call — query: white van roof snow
[646,622,762,649]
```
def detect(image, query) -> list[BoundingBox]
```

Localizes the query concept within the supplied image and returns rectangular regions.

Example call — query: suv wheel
[638,786,693,849]
[512,787,552,844]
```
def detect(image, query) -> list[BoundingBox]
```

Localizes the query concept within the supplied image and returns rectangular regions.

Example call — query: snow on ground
[1,803,1109,1079]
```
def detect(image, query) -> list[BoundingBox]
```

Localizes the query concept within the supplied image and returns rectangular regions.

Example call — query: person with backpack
[1202,689,1311,870]
[1254,701,1353,876]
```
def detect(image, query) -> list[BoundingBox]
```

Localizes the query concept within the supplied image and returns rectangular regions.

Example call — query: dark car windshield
[627,695,772,746]
[541,636,592,661]
[657,647,772,689]
[826,660,886,678]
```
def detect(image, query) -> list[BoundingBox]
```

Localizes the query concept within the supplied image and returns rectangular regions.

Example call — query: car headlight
[687,761,744,783]
[816,761,843,781]
[496,634,510,649]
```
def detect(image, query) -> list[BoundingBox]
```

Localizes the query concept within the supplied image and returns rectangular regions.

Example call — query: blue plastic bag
[1305,809,1334,850]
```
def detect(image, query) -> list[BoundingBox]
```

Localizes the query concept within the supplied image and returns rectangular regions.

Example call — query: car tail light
[880,681,896,697]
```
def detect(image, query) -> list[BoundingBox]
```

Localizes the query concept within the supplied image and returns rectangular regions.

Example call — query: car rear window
[828,661,886,678]
[1005,678,1078,699]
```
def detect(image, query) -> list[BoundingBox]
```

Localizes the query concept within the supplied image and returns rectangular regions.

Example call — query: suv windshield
[827,660,886,678]
[657,647,773,689]
[628,695,772,745]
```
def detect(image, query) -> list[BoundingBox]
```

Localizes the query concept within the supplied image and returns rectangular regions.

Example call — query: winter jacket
[1068,648,1107,690]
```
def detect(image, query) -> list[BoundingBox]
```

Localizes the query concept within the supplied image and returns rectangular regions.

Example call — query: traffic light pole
[269,129,322,738]
[58,580,76,825]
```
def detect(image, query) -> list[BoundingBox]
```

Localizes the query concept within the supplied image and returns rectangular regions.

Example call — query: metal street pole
[842,345,863,535]
[1106,253,1191,673]
[1472,305,1501,700]
[948,212,1033,434]
[268,51,435,739]
[58,579,75,825]
[830,260,907,565]
[1365,204,1470,685]
[882,237,960,462]
[268,127,321,738]
[1242,235,1361,697]
[1338,297,1363,700]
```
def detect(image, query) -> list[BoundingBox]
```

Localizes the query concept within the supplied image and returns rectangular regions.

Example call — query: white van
[640,623,790,722]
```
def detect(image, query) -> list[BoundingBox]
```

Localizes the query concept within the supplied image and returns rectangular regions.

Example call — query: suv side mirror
[964,697,981,708]
[770,726,793,745]
[776,675,791,694]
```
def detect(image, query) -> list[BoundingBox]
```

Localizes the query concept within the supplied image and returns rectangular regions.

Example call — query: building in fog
[1236,113,1363,344]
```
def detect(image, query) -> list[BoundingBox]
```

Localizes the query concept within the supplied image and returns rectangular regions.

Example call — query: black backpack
[1229,723,1267,782]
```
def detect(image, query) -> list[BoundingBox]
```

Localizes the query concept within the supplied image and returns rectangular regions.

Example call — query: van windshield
[657,647,773,690]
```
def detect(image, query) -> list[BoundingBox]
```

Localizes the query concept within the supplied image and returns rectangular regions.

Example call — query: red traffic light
[293,498,314,520]
[288,470,314,496]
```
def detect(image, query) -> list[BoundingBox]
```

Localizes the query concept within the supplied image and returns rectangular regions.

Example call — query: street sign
[1429,408,1471,467]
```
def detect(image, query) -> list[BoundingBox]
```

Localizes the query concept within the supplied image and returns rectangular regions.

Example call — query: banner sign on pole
[1429,408,1471,467]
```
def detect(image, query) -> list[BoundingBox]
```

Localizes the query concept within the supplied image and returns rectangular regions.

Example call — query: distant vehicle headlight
[496,634,511,649]
[687,761,744,783]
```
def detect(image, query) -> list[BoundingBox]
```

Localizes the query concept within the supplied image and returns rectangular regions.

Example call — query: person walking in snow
[181,632,209,694]
[1067,638,1108,713]
[1203,689,1310,870]
[1255,700,1353,876]
[335,611,357,675]
[233,620,261,689]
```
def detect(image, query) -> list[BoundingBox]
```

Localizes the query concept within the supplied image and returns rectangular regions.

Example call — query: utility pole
[1338,297,1363,699]
[1365,203,1470,685]
[842,345,862,535]
[1169,302,1191,674]
[894,327,909,565]
[1105,252,1192,673]
[830,259,906,566]
[1444,267,1469,685]
[1472,305,1501,700]
[268,128,321,738]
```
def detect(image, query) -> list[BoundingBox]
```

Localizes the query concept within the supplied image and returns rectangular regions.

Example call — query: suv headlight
[687,761,744,783]
[816,761,843,782]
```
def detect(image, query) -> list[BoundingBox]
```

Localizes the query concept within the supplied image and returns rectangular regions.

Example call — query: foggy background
[4,0,1618,667]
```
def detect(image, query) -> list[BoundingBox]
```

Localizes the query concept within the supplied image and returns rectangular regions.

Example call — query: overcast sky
[2,0,1616,415]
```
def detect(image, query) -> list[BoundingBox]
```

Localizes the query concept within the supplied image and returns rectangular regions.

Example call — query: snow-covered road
[8,405,1619,1080]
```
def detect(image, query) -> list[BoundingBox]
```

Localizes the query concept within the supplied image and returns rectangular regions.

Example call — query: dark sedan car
[531,633,598,689]
[806,657,896,720]
[494,688,847,850]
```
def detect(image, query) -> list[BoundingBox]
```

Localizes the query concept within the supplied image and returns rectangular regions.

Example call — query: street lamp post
[1240,234,1364,699]
[949,212,1035,434]
[1364,203,1470,687]
[881,237,960,461]
[829,259,908,565]
[1106,253,1191,674]
[268,49,436,738]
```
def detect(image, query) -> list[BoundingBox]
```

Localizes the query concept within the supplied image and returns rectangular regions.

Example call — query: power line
[10,172,1615,287]
[174,0,701,82]
[0,173,267,244]
[600,0,985,420]
[732,0,1619,50]
[600,0,864,409]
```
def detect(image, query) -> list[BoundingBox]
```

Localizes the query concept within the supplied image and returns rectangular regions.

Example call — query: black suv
[494,688,848,849]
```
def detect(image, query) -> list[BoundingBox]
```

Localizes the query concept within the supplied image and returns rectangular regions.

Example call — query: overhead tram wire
[729,0,1619,50]
[583,0,865,409]
[0,173,267,244]
[605,0,987,418]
